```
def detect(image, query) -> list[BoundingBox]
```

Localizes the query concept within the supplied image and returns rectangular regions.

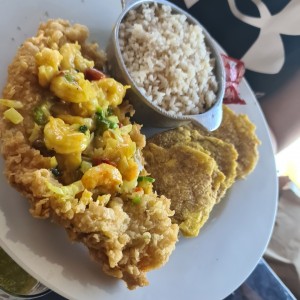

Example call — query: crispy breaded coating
[0,19,178,289]
[143,143,224,237]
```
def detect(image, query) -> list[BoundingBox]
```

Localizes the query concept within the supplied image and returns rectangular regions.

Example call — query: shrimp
[81,163,123,191]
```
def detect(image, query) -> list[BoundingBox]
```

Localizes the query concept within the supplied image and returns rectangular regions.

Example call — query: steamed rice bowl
[119,3,218,116]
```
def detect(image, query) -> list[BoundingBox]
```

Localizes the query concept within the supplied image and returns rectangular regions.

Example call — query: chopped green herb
[132,196,141,205]
[95,108,105,119]
[0,99,24,109]
[107,106,114,116]
[64,73,74,82]
[109,122,118,129]
[51,167,61,177]
[79,125,88,133]
[95,109,118,133]
[137,176,155,183]
[3,107,23,124]
[33,102,51,125]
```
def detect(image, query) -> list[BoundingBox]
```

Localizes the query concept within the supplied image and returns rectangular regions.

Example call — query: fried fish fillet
[192,105,260,178]
[0,19,178,289]
[143,143,225,237]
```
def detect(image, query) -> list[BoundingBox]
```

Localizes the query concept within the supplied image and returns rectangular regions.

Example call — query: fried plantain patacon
[149,127,238,202]
[143,105,259,237]
[143,142,225,237]
[192,105,260,178]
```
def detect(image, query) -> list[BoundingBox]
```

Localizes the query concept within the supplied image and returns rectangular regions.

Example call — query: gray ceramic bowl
[107,0,225,130]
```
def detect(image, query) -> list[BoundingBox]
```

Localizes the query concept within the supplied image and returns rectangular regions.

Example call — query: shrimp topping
[81,163,123,191]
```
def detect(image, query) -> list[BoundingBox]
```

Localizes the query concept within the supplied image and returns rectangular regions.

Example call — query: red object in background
[221,54,246,105]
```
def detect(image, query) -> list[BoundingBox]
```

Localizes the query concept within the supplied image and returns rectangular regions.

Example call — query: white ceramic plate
[0,1,278,299]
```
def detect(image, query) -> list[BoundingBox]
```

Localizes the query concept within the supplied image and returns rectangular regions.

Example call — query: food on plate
[189,136,238,202]
[143,105,260,237]
[193,105,261,178]
[148,127,238,202]
[143,143,225,237]
[0,19,179,290]
[119,3,218,115]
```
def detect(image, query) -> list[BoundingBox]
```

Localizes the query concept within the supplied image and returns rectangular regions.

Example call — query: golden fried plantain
[144,104,260,238]
[148,126,238,202]
[188,132,238,201]
[143,143,225,237]
[192,105,260,178]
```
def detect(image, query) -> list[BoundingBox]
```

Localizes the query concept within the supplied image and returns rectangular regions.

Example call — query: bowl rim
[112,0,225,129]
[0,282,50,299]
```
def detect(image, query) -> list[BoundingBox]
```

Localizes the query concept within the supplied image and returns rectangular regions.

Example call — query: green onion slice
[137,176,155,183]
[132,196,141,205]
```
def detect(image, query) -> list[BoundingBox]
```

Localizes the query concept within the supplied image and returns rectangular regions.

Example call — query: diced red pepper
[84,68,106,81]
[92,158,117,167]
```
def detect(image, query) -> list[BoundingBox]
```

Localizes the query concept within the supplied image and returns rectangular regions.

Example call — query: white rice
[119,3,218,116]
